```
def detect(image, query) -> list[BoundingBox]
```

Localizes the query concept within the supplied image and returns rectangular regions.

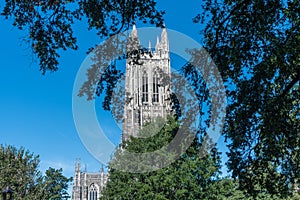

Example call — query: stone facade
[72,26,171,199]
[122,25,172,140]
[72,161,108,200]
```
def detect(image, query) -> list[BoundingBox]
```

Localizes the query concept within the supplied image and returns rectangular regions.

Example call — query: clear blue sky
[0,0,229,190]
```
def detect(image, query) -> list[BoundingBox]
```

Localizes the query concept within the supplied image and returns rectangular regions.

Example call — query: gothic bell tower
[122,26,172,141]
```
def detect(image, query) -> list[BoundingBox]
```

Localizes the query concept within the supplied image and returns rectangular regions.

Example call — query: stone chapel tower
[122,25,172,141]
[72,26,172,199]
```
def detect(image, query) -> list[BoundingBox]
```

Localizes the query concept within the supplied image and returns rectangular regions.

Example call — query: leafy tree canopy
[0,144,72,199]
[101,116,300,199]
[1,0,165,74]
[101,116,226,199]
[194,0,300,197]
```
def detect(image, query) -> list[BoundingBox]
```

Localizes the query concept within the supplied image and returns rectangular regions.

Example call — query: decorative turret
[155,36,160,52]
[75,159,81,172]
[127,24,141,60]
[153,28,169,58]
[160,28,169,51]
[131,24,138,38]
[148,40,152,52]
[72,160,81,200]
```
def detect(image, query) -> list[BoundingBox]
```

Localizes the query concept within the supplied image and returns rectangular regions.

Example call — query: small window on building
[153,72,159,103]
[142,72,148,103]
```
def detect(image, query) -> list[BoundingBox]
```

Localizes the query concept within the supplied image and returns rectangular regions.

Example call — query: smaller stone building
[72,161,108,200]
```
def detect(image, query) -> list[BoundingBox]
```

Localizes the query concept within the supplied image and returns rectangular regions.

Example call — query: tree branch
[212,0,251,52]
[279,68,300,99]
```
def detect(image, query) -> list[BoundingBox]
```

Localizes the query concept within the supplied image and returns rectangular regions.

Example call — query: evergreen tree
[42,167,73,199]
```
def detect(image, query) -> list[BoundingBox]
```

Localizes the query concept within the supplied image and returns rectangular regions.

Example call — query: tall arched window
[153,72,159,103]
[142,72,148,103]
[89,184,98,200]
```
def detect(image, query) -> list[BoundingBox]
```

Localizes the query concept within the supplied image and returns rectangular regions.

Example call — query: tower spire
[75,158,81,172]
[148,40,152,52]
[127,24,140,55]
[131,24,138,38]
[155,36,160,51]
[161,27,169,51]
